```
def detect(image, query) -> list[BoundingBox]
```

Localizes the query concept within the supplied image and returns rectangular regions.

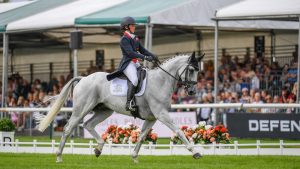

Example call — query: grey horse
[38,53,203,163]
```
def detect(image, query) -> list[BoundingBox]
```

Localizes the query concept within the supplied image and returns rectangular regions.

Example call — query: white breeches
[124,61,139,86]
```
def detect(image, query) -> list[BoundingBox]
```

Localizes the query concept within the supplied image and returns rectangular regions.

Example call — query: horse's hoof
[94,148,101,158]
[193,152,202,159]
[56,157,63,163]
[132,157,139,164]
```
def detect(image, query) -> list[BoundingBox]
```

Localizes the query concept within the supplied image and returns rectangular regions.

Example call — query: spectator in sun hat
[240,87,250,103]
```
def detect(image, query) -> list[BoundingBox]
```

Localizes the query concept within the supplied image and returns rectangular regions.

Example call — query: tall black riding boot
[126,82,137,111]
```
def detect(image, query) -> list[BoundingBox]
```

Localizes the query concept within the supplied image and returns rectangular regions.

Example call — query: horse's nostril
[188,91,195,95]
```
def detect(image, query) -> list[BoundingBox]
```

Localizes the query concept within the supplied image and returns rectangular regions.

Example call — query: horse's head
[178,52,204,96]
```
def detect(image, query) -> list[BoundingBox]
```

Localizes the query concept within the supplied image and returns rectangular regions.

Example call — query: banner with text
[83,112,197,138]
[227,113,300,139]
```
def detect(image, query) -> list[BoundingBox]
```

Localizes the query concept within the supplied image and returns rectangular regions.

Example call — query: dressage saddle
[118,66,147,94]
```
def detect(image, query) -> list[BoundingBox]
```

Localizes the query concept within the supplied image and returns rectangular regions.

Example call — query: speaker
[69,30,83,49]
[96,50,104,68]
[254,36,265,54]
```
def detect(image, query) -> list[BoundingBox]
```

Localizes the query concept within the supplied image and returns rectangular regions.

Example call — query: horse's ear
[197,52,205,62]
[191,51,195,59]
[189,51,196,64]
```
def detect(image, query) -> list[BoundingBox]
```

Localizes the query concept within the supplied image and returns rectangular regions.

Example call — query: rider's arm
[138,42,156,58]
[120,37,145,59]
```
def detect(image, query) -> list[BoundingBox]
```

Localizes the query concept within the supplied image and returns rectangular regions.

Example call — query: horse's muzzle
[187,87,196,96]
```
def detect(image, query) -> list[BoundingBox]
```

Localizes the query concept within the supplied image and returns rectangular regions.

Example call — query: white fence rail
[1,140,300,156]
[0,103,300,113]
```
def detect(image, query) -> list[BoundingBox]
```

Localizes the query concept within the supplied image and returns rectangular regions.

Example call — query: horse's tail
[38,76,82,132]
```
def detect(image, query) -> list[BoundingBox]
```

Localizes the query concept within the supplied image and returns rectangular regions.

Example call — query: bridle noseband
[152,59,197,90]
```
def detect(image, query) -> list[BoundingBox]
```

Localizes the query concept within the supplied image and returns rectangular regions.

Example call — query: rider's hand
[144,55,154,62]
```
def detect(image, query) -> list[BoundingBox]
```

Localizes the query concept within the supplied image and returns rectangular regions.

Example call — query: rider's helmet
[120,16,136,32]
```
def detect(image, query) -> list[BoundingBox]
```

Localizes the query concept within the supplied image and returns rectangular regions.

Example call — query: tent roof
[76,0,299,30]
[0,0,74,32]
[6,0,127,32]
[215,0,300,20]
[75,0,185,25]
[0,1,34,14]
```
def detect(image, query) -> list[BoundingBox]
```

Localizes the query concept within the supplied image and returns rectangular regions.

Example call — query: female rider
[107,16,156,111]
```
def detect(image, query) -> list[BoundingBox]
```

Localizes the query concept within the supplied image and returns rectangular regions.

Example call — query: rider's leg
[123,61,138,111]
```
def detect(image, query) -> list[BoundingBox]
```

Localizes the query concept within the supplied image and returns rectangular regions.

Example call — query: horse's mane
[153,54,189,70]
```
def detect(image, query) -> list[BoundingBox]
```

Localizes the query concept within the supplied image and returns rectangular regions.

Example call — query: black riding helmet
[120,16,136,32]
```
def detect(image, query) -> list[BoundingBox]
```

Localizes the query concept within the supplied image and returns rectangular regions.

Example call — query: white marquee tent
[5,0,127,32]
[0,1,34,14]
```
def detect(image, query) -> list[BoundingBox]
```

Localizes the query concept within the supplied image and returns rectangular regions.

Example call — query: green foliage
[0,118,15,132]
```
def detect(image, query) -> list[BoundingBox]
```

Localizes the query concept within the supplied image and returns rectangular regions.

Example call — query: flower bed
[171,121,230,144]
[101,123,157,144]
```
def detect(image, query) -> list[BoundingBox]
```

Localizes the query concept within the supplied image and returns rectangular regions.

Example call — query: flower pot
[0,131,15,146]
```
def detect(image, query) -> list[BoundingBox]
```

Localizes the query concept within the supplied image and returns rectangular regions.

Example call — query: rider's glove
[144,55,154,62]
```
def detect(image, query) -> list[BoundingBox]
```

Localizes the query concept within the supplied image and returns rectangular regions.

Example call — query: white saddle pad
[110,76,147,97]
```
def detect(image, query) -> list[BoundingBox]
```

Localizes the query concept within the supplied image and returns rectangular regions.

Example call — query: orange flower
[113,137,119,144]
[220,127,227,133]
[102,133,108,140]
[151,133,158,141]
[210,137,215,143]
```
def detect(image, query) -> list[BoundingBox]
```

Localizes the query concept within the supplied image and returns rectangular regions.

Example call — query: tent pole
[148,24,153,51]
[270,30,275,63]
[297,17,300,114]
[73,49,78,77]
[144,24,149,67]
[145,24,149,49]
[214,20,219,125]
[1,33,8,118]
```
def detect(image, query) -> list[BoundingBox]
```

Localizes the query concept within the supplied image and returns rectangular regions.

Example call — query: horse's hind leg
[132,120,156,163]
[83,107,113,157]
[56,102,96,162]
[56,112,86,163]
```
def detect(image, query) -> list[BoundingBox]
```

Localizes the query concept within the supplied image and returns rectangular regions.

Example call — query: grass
[0,153,299,169]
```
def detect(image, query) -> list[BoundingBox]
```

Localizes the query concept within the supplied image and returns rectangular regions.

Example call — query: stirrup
[126,100,137,111]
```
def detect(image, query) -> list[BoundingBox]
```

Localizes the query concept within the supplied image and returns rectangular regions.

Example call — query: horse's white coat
[39,54,202,163]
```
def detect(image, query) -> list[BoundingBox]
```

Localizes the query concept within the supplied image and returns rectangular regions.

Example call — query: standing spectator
[287,62,297,86]
[250,71,260,90]
[197,95,212,123]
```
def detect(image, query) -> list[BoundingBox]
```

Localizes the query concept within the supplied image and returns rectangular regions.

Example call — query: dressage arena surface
[0,153,300,169]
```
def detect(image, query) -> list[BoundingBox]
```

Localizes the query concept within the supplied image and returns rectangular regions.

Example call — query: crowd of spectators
[172,52,299,122]
[2,65,102,131]
[1,72,71,131]
[2,52,298,130]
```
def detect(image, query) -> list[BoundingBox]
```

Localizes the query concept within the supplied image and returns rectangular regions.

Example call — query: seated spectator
[280,87,289,103]
[286,96,296,114]
[261,95,275,113]
[240,88,251,103]
[251,92,263,113]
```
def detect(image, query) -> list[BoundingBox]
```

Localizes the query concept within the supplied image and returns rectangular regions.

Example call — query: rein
[152,59,196,86]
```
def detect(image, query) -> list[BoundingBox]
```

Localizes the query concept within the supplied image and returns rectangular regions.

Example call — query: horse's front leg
[156,110,202,159]
[132,119,156,163]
